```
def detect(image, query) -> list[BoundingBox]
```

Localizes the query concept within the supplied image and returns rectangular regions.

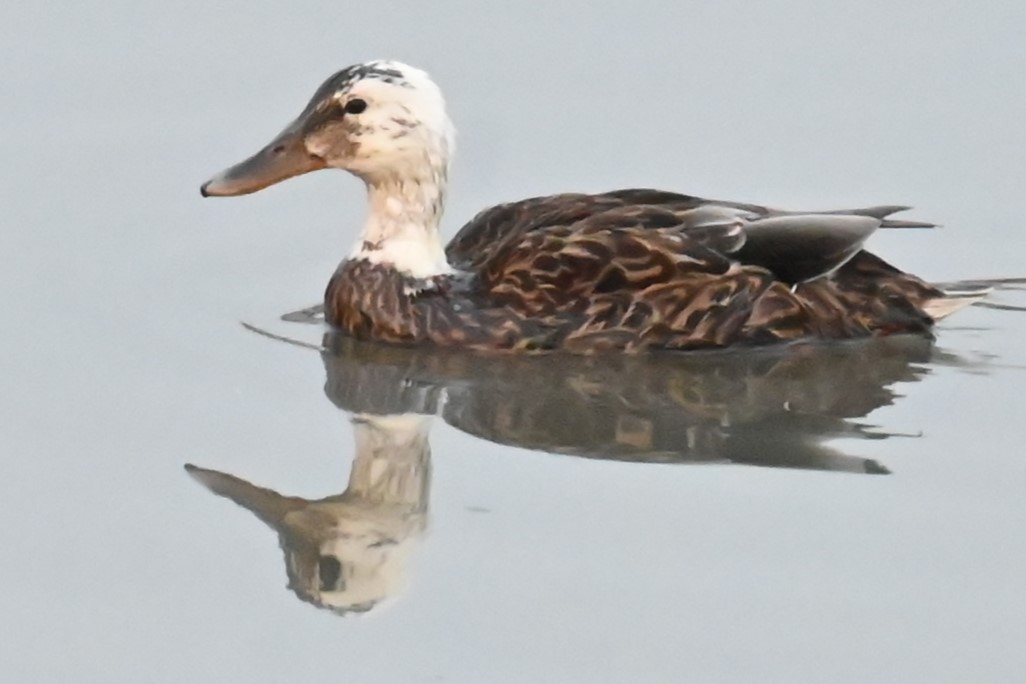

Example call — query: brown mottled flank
[325,189,943,354]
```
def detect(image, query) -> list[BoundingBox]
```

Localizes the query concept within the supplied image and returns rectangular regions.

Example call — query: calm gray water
[3,2,1026,682]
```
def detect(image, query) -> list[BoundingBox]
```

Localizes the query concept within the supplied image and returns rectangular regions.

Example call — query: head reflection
[187,413,430,616]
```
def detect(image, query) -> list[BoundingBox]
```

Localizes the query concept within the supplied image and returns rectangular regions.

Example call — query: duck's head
[201,60,454,196]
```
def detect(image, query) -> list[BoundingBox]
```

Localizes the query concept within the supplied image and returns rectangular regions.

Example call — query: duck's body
[327,190,944,352]
[202,61,974,353]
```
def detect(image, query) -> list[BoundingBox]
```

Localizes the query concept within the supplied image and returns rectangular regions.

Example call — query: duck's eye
[317,556,344,591]
[343,98,367,115]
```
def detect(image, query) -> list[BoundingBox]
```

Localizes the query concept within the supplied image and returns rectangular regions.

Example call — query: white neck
[350,171,453,279]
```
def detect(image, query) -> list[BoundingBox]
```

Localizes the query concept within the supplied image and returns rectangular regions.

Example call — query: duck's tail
[925,277,1026,320]
[923,287,992,320]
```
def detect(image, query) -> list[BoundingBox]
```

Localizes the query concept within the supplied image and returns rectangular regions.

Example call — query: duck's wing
[445,192,685,271]
[481,210,731,290]
[448,189,929,285]
[463,218,773,350]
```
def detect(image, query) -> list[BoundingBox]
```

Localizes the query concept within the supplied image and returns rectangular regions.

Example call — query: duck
[201,60,982,353]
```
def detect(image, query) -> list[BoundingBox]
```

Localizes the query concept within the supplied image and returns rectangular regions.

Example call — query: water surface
[3,2,1026,682]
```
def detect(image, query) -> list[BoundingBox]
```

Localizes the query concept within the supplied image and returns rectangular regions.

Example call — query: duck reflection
[321,332,940,473]
[187,331,948,615]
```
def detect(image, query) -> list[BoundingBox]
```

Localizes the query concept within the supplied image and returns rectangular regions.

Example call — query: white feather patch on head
[323,61,455,181]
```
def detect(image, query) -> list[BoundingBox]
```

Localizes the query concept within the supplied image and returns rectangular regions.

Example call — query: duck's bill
[200,123,325,197]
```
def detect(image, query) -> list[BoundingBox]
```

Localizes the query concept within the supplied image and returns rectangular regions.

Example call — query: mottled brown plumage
[324,189,945,353]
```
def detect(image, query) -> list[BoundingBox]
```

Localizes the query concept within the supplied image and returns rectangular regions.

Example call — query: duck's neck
[351,173,452,279]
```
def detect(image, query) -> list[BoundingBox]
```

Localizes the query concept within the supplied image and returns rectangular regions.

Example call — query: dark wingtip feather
[821,205,934,227]
[879,219,938,229]
[854,205,912,218]
[848,205,936,228]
